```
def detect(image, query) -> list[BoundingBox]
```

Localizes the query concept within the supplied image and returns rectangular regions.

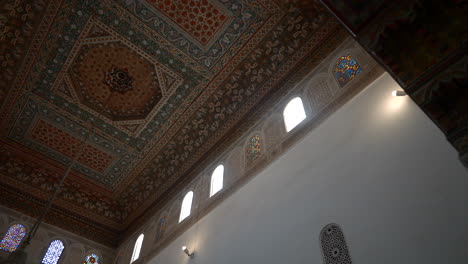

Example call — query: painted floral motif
[0,224,26,252]
[0,0,49,101]
[0,147,122,222]
[148,0,230,45]
[104,66,134,93]
[0,0,343,247]
[120,8,338,217]
[30,119,115,173]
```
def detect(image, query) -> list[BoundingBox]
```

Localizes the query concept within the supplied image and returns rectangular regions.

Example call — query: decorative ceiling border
[117,37,385,262]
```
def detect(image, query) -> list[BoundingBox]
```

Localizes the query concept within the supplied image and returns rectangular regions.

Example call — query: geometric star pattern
[0,0,346,247]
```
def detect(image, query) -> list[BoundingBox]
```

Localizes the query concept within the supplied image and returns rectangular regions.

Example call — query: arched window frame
[333,54,362,87]
[283,97,307,132]
[130,234,144,263]
[0,223,27,252]
[245,134,262,165]
[41,239,65,264]
[84,252,101,264]
[154,215,167,242]
[320,223,352,263]
[210,164,224,197]
[179,191,194,223]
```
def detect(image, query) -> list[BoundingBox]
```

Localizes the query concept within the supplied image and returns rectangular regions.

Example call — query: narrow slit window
[210,165,224,197]
[179,191,194,223]
[283,97,306,132]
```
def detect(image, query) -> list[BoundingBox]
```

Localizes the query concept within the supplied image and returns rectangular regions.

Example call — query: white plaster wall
[145,73,468,264]
[0,206,115,264]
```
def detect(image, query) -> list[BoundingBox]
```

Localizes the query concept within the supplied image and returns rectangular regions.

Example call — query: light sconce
[391,90,407,97]
[182,246,194,258]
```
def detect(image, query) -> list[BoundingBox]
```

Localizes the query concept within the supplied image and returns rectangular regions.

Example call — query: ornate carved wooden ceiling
[321,0,468,167]
[0,0,348,246]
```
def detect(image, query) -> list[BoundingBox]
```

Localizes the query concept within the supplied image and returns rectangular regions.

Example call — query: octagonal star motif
[69,41,163,121]
[53,19,183,135]
[104,66,135,93]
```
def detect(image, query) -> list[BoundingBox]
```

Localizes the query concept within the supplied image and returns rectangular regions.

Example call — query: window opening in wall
[0,224,27,252]
[334,54,361,87]
[283,97,306,132]
[179,191,194,223]
[85,253,100,264]
[246,135,262,163]
[210,165,224,197]
[41,239,65,264]
[130,234,144,263]
[320,223,352,264]
[155,217,167,241]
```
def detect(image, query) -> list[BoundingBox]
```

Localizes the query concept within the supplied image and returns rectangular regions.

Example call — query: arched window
[334,54,361,87]
[0,224,27,252]
[210,165,224,197]
[85,253,100,264]
[283,97,306,132]
[130,234,144,263]
[179,191,194,223]
[320,223,352,264]
[41,239,65,264]
[246,135,261,163]
[155,217,167,241]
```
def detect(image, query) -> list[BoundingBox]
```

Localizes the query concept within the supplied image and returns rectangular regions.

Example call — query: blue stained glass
[85,253,100,264]
[0,224,27,252]
[334,55,362,87]
[42,240,64,264]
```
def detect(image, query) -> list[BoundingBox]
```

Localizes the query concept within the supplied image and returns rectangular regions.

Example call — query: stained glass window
[210,165,224,197]
[334,55,362,87]
[85,253,100,264]
[155,217,166,241]
[0,224,27,252]
[246,135,261,162]
[179,191,193,223]
[41,240,64,264]
[283,97,306,132]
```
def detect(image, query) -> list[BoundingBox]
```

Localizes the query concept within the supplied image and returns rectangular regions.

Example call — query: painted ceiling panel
[0,0,346,246]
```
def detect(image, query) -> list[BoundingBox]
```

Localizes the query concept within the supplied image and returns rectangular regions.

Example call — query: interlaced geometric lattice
[320,223,352,264]
[41,240,65,264]
[246,135,261,163]
[85,253,100,264]
[148,0,229,44]
[0,224,27,252]
[334,55,361,87]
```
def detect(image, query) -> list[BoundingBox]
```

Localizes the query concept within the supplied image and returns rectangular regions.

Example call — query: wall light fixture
[182,246,194,258]
[392,90,407,97]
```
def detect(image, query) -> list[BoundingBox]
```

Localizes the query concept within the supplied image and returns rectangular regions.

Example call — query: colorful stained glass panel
[85,253,100,264]
[246,135,261,162]
[0,224,27,252]
[41,240,64,264]
[334,55,362,87]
